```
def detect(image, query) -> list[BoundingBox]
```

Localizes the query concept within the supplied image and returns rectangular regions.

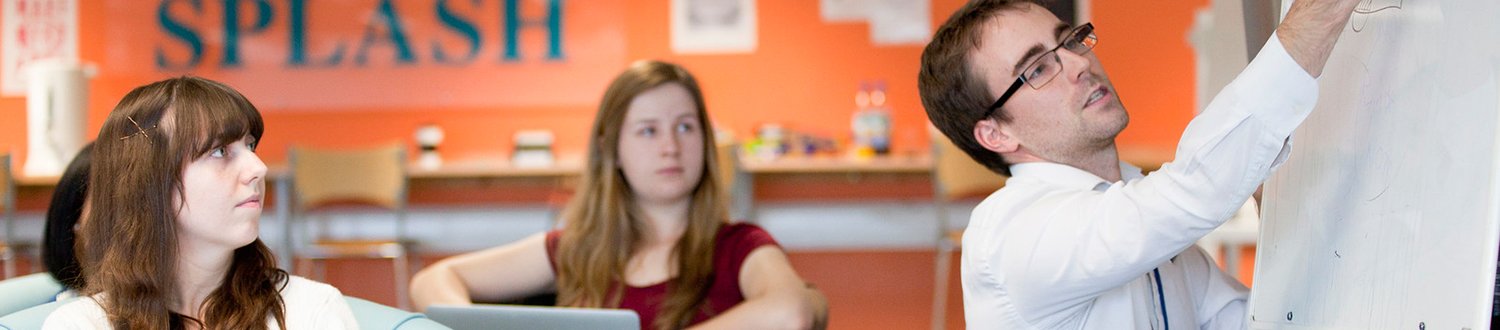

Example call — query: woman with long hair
[43,76,358,329]
[411,60,827,329]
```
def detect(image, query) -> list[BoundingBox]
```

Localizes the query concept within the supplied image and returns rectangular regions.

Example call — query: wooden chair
[716,141,754,222]
[288,144,411,309]
[928,127,1006,330]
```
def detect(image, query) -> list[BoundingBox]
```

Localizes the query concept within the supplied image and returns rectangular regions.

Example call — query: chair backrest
[0,273,65,317]
[715,141,737,194]
[344,296,452,330]
[289,145,407,211]
[714,141,757,221]
[930,127,1006,201]
[289,144,408,244]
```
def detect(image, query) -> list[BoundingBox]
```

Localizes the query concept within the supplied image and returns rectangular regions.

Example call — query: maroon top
[545,223,780,329]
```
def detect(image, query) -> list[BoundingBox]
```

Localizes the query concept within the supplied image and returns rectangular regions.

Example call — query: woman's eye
[640,127,656,137]
[676,122,696,133]
[209,146,227,158]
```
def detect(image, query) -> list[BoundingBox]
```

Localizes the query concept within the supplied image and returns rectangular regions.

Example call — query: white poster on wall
[672,0,757,54]
[820,0,866,22]
[867,0,929,45]
[818,0,931,46]
[2,0,79,96]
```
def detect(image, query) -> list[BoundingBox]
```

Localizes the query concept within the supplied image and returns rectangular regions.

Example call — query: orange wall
[1092,0,1206,153]
[0,0,1205,171]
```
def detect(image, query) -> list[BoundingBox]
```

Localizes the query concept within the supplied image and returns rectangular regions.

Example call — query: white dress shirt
[42,276,359,329]
[961,32,1318,329]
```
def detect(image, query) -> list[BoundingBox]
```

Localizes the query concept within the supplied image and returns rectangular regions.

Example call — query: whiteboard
[1252,0,1500,329]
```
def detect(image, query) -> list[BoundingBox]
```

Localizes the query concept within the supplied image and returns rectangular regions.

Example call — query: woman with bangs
[411,60,828,330]
[43,76,358,329]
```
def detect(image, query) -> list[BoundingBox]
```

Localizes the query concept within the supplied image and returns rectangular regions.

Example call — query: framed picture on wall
[671,0,757,54]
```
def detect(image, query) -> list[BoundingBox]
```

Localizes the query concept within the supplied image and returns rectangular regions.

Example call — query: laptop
[425,304,641,330]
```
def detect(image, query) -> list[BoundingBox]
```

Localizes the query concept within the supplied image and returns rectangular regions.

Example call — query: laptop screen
[425,304,640,330]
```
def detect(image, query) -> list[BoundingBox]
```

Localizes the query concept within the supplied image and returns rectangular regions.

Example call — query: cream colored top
[41,276,358,330]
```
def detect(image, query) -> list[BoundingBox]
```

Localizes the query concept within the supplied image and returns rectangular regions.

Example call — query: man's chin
[1090,99,1125,113]
[1084,102,1126,119]
[1092,113,1129,140]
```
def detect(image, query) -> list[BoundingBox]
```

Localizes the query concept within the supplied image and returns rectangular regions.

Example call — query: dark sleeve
[718,223,781,279]
[44,144,92,291]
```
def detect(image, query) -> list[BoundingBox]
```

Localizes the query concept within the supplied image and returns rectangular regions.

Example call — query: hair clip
[119,115,157,143]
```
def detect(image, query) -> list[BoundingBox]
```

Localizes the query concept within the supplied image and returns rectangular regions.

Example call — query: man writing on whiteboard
[918,0,1360,328]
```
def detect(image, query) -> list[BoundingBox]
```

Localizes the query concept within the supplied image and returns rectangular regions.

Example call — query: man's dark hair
[919,0,1041,176]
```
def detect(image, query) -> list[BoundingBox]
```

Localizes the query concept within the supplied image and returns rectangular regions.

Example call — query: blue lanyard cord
[1153,268,1169,330]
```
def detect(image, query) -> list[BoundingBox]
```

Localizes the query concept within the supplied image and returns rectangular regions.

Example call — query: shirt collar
[1010,161,1145,190]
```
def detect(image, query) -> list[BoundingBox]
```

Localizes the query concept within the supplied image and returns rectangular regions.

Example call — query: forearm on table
[409,262,475,312]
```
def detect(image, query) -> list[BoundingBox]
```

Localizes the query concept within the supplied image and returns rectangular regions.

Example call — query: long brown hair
[81,76,287,329]
[555,60,729,330]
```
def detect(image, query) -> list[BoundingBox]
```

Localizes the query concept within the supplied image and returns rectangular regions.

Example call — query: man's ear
[974,118,1021,154]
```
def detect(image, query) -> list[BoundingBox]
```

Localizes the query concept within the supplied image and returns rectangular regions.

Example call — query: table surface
[13,147,1176,187]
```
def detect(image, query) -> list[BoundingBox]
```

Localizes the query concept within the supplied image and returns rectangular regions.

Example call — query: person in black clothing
[42,143,93,293]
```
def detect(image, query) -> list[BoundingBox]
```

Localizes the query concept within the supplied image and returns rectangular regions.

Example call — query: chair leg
[2,247,14,279]
[932,195,953,330]
[22,246,43,275]
[932,239,955,330]
[315,259,327,282]
[394,252,411,311]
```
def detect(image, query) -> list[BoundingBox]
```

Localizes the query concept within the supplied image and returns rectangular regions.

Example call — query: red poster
[2,0,79,96]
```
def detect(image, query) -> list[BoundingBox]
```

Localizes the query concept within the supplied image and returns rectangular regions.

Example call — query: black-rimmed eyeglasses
[982,23,1098,119]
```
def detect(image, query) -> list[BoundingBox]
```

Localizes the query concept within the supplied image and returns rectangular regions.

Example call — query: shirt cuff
[1241,31,1321,139]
